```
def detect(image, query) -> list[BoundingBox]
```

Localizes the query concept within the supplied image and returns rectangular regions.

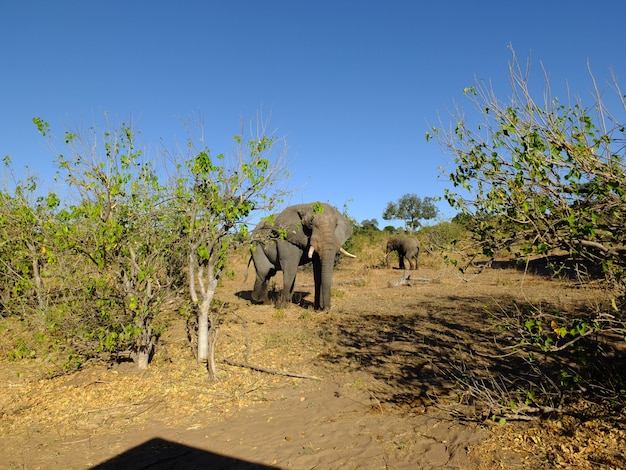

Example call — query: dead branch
[334,278,366,286]
[497,404,562,421]
[223,358,322,380]
[387,271,432,287]
[300,278,365,288]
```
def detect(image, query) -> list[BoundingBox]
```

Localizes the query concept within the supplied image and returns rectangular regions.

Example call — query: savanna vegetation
[428,48,626,421]
[1,49,626,468]
[3,114,289,377]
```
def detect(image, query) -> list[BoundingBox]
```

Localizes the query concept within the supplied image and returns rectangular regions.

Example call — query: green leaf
[32,117,50,136]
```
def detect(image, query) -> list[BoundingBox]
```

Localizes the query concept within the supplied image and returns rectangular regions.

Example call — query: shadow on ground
[318,294,531,407]
[318,287,623,419]
[236,289,315,309]
[488,254,606,280]
[93,437,278,470]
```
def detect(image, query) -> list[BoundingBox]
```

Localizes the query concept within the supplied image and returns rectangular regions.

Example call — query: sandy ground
[1,367,489,470]
[1,251,624,469]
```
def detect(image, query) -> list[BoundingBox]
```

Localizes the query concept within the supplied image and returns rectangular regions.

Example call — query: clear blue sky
[1,1,625,226]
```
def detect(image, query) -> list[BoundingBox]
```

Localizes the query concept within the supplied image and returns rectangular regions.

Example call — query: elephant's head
[300,203,353,257]
[277,202,355,309]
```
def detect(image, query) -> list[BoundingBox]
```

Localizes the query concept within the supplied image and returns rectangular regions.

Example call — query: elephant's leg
[250,247,275,304]
[252,275,273,304]
[277,241,302,307]
[399,253,406,270]
[408,253,416,270]
[280,266,297,307]
[312,257,322,309]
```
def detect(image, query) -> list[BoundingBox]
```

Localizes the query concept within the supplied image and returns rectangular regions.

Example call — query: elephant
[385,236,420,270]
[249,202,355,310]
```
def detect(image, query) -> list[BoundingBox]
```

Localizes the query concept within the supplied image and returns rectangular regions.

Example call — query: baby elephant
[385,236,420,270]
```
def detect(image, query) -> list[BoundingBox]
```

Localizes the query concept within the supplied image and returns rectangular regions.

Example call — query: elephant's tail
[243,255,253,283]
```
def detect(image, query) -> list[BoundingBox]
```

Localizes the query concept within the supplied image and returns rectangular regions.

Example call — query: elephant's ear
[270,207,306,244]
[334,214,353,246]
[298,202,325,225]
[297,208,313,225]
[296,207,315,230]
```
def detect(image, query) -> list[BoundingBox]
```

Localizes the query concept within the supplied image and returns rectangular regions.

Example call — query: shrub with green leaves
[35,116,183,369]
[431,49,626,291]
[430,48,626,413]
[177,117,289,380]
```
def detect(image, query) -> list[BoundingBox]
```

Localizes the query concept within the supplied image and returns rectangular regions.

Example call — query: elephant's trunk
[307,226,336,310]
[308,238,355,310]
[319,245,335,310]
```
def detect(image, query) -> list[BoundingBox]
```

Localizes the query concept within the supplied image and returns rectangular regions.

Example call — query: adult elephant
[250,202,355,310]
[385,236,420,270]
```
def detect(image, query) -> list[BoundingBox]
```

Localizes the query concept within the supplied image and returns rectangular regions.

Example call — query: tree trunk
[207,324,220,381]
[29,244,45,310]
[133,317,154,370]
[197,297,210,363]
[196,275,218,373]
[135,350,150,370]
[191,251,220,378]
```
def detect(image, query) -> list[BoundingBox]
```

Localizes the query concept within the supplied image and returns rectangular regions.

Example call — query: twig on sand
[223,358,322,380]
[300,278,365,287]
[388,271,432,287]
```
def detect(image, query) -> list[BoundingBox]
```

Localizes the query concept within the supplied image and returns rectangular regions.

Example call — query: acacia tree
[176,117,288,380]
[382,193,439,231]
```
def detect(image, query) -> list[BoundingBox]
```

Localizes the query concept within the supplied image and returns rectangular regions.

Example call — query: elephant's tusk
[339,247,356,258]
[308,247,355,259]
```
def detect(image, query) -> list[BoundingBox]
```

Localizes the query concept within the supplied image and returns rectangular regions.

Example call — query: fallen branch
[388,271,431,287]
[300,278,365,288]
[223,358,322,380]
[334,278,366,286]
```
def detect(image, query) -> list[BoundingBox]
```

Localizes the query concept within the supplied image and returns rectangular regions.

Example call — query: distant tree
[451,212,473,228]
[359,218,379,233]
[382,193,439,232]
